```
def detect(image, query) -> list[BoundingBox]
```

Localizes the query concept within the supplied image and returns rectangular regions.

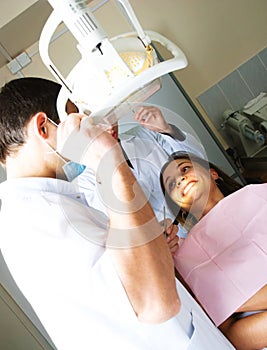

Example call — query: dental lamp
[39,0,188,124]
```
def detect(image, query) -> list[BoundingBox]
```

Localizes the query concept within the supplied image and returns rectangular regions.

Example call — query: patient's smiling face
[162,157,223,218]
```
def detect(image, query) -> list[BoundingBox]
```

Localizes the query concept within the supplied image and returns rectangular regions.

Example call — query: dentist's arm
[58,114,180,323]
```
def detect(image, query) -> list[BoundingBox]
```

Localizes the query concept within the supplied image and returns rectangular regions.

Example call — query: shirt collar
[0,177,87,205]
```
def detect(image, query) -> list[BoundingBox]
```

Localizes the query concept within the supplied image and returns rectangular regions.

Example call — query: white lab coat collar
[0,177,88,206]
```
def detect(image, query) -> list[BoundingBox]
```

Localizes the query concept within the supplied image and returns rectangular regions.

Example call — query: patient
[160,151,267,350]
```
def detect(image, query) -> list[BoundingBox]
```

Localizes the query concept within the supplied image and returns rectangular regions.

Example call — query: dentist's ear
[33,113,49,139]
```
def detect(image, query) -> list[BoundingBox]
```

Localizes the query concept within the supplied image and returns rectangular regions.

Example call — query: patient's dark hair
[0,77,61,164]
[160,151,243,230]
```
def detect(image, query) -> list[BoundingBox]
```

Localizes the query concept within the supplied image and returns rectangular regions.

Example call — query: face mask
[45,118,86,182]
[46,143,86,181]
[62,161,86,182]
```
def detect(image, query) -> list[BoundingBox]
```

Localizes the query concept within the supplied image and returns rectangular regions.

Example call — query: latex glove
[57,113,123,173]
[133,106,173,134]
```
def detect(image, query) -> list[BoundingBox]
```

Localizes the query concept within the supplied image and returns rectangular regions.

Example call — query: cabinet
[0,252,56,350]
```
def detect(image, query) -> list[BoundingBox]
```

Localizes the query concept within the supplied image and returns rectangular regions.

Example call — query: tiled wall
[197,47,267,147]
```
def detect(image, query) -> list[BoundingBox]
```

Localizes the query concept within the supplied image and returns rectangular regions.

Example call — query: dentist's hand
[57,113,124,173]
[133,106,173,134]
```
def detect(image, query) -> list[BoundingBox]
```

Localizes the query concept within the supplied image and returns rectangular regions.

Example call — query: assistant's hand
[133,106,173,134]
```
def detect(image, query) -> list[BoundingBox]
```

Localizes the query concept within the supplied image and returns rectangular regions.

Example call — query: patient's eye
[180,165,192,174]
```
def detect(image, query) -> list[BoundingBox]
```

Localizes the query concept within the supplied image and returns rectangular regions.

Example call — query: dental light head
[39,0,188,124]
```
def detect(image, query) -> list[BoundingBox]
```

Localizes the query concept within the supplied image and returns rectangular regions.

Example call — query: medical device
[223,109,265,157]
[242,93,267,140]
[39,0,188,124]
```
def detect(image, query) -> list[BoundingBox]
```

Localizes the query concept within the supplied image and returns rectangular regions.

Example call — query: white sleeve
[77,166,109,216]
[159,131,206,158]
[136,126,206,158]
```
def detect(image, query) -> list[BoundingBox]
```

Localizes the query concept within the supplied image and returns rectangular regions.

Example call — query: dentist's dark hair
[160,151,243,230]
[0,77,61,164]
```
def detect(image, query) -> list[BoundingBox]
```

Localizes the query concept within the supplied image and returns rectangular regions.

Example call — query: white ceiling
[0,0,40,28]
[0,0,52,68]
